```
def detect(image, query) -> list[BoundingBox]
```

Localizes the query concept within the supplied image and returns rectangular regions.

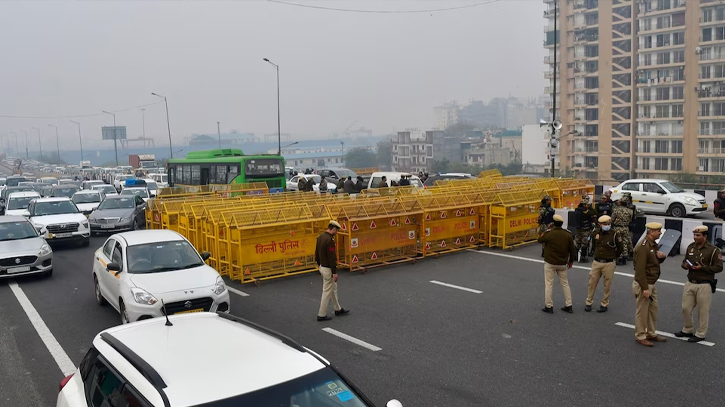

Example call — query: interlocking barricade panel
[488,190,544,250]
[478,169,503,179]
[223,204,326,284]
[409,195,482,257]
[534,179,563,208]
[209,182,269,197]
[329,199,423,272]
[556,178,584,209]
[179,199,241,250]
[158,197,214,232]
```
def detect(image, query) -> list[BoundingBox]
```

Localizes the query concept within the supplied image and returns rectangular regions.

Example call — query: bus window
[245,159,283,176]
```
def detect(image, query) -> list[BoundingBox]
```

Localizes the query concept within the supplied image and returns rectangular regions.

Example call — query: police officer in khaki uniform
[632,222,668,347]
[537,214,576,314]
[585,215,624,313]
[315,220,350,321]
[674,226,723,343]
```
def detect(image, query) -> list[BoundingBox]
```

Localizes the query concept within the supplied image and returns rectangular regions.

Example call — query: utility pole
[70,120,83,162]
[217,121,221,149]
[32,127,42,160]
[47,124,60,164]
[102,111,119,166]
[550,0,558,178]
[141,108,146,146]
[263,58,282,155]
[20,130,28,158]
[151,93,173,159]
[340,141,345,165]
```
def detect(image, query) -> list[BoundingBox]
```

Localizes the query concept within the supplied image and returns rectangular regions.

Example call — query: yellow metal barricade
[329,199,423,272]
[556,178,582,209]
[411,195,481,257]
[488,190,544,250]
[478,169,503,179]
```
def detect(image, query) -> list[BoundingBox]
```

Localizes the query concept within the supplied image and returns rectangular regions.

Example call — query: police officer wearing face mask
[585,215,624,313]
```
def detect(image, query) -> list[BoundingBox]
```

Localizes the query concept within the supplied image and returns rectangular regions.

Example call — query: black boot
[580,248,588,263]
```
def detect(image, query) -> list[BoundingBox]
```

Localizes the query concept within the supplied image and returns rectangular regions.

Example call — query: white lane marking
[614,322,715,347]
[227,286,250,297]
[322,328,382,352]
[470,250,725,292]
[429,280,483,294]
[8,282,76,375]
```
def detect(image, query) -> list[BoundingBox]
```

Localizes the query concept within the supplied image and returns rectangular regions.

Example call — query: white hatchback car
[92,230,230,324]
[609,179,707,218]
[57,312,403,407]
[4,191,41,216]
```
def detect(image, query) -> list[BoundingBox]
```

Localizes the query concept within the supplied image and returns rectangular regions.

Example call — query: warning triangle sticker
[440,240,447,248]
[371,252,378,260]
[455,238,461,245]
[390,219,397,226]
[352,255,359,263]
[370,220,377,229]
[425,213,431,221]
[470,235,476,243]
[456,210,462,217]
[469,208,475,215]
[341,223,347,230]
[440,211,447,219]
[294,259,301,266]
[405,217,411,224]
[351,223,359,231]
[425,243,431,250]
[244,268,251,275]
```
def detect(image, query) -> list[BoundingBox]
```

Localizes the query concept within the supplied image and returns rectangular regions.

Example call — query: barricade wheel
[254,279,262,287]
[435,253,441,259]
[412,259,417,265]
[362,268,369,275]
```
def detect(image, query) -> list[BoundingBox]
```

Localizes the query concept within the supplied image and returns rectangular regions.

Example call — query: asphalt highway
[2,236,725,407]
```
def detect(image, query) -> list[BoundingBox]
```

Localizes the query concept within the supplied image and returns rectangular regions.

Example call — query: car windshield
[98,198,135,210]
[335,169,357,178]
[121,189,148,198]
[661,182,684,193]
[93,186,117,194]
[145,181,158,191]
[0,221,38,241]
[42,179,58,185]
[126,240,204,274]
[6,178,26,187]
[54,188,78,198]
[34,201,79,216]
[72,193,102,204]
[3,187,35,200]
[191,367,372,407]
[7,196,38,210]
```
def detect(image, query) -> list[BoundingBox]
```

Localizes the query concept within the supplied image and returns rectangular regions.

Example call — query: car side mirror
[22,211,30,217]
[107,263,121,273]
[201,252,211,261]
[386,400,403,407]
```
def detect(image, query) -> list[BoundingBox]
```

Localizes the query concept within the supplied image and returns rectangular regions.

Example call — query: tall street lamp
[262,58,282,155]
[340,141,345,165]
[217,121,221,149]
[32,127,42,160]
[47,124,60,164]
[20,130,28,158]
[102,110,119,166]
[151,93,173,159]
[70,120,84,162]
[10,131,17,156]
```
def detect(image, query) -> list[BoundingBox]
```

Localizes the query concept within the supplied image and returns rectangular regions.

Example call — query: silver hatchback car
[0,216,53,278]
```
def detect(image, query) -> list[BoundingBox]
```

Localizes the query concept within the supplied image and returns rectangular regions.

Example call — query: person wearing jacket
[574,196,598,263]
[343,176,356,194]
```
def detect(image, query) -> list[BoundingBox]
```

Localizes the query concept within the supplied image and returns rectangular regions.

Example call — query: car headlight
[212,276,227,295]
[88,218,98,224]
[119,217,130,223]
[81,221,89,229]
[684,197,698,206]
[130,287,158,305]
[38,244,52,256]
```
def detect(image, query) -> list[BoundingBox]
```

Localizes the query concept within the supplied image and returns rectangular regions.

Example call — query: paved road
[2,236,725,407]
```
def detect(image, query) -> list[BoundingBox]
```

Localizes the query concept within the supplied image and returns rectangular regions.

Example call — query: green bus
[167,149,286,192]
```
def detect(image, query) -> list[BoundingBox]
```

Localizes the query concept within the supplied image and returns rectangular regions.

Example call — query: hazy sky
[0,0,545,150]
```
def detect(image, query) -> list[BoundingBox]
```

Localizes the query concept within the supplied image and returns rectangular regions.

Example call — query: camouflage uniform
[574,196,597,262]
[611,194,634,264]
[538,195,556,235]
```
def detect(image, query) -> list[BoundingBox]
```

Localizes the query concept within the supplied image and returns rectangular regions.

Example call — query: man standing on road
[538,214,576,314]
[574,196,597,263]
[632,222,668,347]
[315,220,350,321]
[611,194,634,266]
[596,191,613,219]
[538,195,555,236]
[585,215,623,313]
[674,226,723,343]
[714,189,725,221]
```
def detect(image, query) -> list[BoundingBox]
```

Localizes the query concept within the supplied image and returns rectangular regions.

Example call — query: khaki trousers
[633,281,658,340]
[586,260,616,307]
[544,262,572,308]
[318,266,341,317]
[682,281,713,338]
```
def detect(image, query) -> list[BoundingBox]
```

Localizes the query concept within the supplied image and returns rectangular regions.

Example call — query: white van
[367,172,423,189]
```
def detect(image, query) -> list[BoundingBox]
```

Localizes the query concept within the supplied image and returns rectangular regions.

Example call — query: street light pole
[32,127,42,160]
[263,58,282,155]
[20,130,28,158]
[47,124,60,164]
[151,93,173,159]
[10,131,17,156]
[550,0,558,178]
[102,111,119,166]
[340,141,344,165]
[70,120,83,162]
[217,121,221,149]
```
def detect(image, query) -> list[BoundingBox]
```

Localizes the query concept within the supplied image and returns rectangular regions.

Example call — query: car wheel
[44,268,53,278]
[133,220,139,230]
[669,203,686,218]
[120,300,129,324]
[94,275,106,306]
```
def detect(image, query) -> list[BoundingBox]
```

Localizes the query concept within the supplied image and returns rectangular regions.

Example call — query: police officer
[611,194,634,265]
[399,174,411,186]
[632,222,668,347]
[314,220,350,321]
[538,195,555,236]
[714,189,725,221]
[538,214,576,314]
[595,191,613,218]
[674,226,723,343]
[585,215,624,313]
[574,196,597,263]
[298,176,308,192]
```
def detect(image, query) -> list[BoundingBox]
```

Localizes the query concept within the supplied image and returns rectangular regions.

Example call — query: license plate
[175,308,204,314]
[702,204,708,209]
[100,225,114,229]
[51,233,72,238]
[7,266,30,274]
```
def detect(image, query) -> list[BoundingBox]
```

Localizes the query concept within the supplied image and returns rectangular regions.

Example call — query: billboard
[101,126,127,140]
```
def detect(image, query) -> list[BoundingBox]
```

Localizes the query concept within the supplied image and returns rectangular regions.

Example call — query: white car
[57,312,403,407]
[71,190,105,216]
[609,179,707,218]
[26,197,90,246]
[120,187,150,202]
[90,184,118,196]
[114,174,134,191]
[92,230,230,325]
[287,174,338,193]
[4,191,40,216]
[143,179,159,197]
[148,173,169,188]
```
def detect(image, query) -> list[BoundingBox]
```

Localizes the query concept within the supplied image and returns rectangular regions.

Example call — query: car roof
[0,215,31,224]
[8,191,40,198]
[114,230,185,246]
[621,179,669,183]
[98,313,325,405]
[370,171,420,179]
[35,197,72,202]
[74,189,101,194]
[103,195,131,199]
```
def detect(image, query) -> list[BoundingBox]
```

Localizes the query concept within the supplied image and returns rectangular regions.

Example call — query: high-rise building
[542,0,725,182]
